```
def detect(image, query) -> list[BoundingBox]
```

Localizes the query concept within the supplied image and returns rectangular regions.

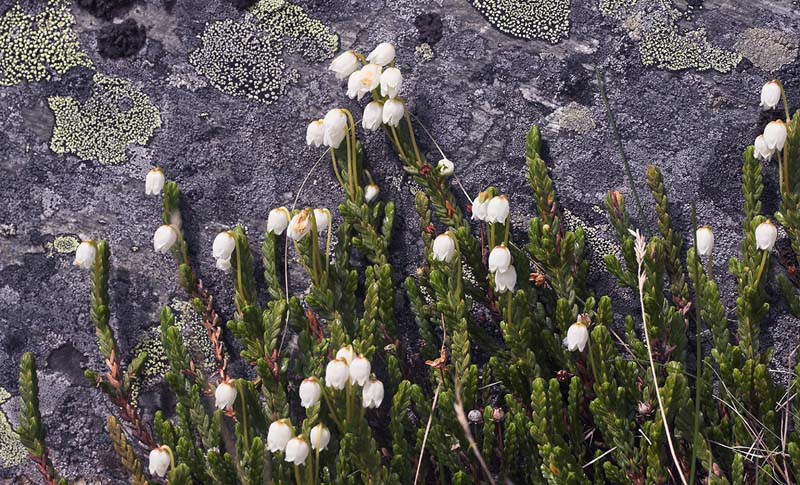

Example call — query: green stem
[689,205,701,485]
[389,125,408,164]
[780,81,791,122]
[503,217,510,246]
[755,250,770,286]
[586,337,599,385]
[294,464,303,485]
[404,108,423,165]
[330,149,346,190]
[315,448,320,485]
[506,292,513,326]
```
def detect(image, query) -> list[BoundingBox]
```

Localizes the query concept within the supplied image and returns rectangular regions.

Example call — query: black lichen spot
[226,0,259,10]
[415,12,443,45]
[75,0,135,20]
[97,19,146,59]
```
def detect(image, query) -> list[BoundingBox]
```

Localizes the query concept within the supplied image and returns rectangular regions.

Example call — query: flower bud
[380,67,402,98]
[73,240,97,269]
[362,377,384,408]
[437,158,454,176]
[486,195,510,224]
[366,42,395,66]
[492,407,505,422]
[214,381,237,410]
[284,436,310,465]
[382,98,404,127]
[362,101,383,131]
[306,119,325,147]
[432,232,456,262]
[696,226,714,257]
[755,220,777,251]
[764,120,787,151]
[760,80,781,110]
[489,245,512,273]
[299,377,322,408]
[335,344,355,364]
[145,168,165,195]
[471,191,491,221]
[213,231,235,261]
[267,207,290,235]
[467,409,482,423]
[494,265,517,293]
[323,109,348,148]
[563,319,589,352]
[309,423,331,451]
[153,225,178,254]
[313,208,330,234]
[328,50,359,80]
[215,257,231,272]
[267,419,294,452]
[325,358,349,390]
[349,355,371,386]
[288,209,312,241]
[149,446,171,477]
[365,184,379,202]
[754,134,775,161]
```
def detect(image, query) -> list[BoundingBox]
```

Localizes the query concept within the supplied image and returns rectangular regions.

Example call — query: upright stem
[404,109,423,164]
[689,205,702,485]
[780,82,791,122]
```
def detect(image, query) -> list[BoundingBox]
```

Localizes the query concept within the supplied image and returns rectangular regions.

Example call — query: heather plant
[15,44,800,485]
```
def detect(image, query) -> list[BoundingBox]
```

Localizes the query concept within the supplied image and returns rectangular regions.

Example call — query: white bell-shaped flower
[471,191,491,221]
[563,321,589,352]
[309,423,331,451]
[153,225,178,254]
[325,358,349,390]
[362,377,384,408]
[764,120,787,151]
[215,257,231,272]
[145,168,165,196]
[148,446,171,477]
[755,220,778,251]
[284,437,310,465]
[306,119,325,147]
[346,70,363,99]
[494,265,517,293]
[287,209,312,242]
[73,240,97,269]
[267,207,290,235]
[760,80,782,110]
[696,226,714,257]
[365,184,380,202]
[267,419,294,453]
[432,232,456,262]
[335,344,355,364]
[213,231,235,261]
[486,195,510,224]
[323,109,348,149]
[329,50,359,80]
[380,67,402,98]
[382,98,404,127]
[214,381,237,410]
[313,209,330,234]
[349,355,371,386]
[437,158,454,176]
[366,42,395,66]
[488,245,512,273]
[352,64,381,100]
[754,134,775,161]
[362,101,383,131]
[299,377,322,408]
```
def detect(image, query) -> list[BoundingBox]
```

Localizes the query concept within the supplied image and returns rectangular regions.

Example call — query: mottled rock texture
[0,0,799,481]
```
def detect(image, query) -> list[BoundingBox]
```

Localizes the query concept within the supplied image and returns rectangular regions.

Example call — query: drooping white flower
[288,209,312,241]
[346,70,363,99]
[563,320,589,352]
[494,265,517,293]
[73,240,97,269]
[323,109,348,148]
[437,158,454,176]
[145,168,165,196]
[325,358,349,390]
[335,344,355,364]
[471,191,491,221]
[309,423,331,451]
[284,437,310,465]
[313,209,330,234]
[696,226,714,257]
[764,120,787,151]
[267,207,290,235]
[267,419,294,453]
[149,446,171,477]
[365,184,380,202]
[214,381,237,410]
[299,377,322,408]
[382,98,404,127]
[754,134,775,161]
[349,355,371,386]
[329,50,359,80]
[213,231,235,261]
[366,42,395,66]
[153,225,178,254]
[488,245,512,273]
[349,64,381,100]
[306,119,325,147]
[216,257,231,272]
[761,80,782,110]
[380,67,402,98]
[755,220,778,251]
[486,195,510,224]
[362,377,384,408]
[362,101,383,131]
[432,232,456,262]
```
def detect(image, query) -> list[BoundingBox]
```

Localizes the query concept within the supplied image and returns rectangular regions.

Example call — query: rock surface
[0,0,798,481]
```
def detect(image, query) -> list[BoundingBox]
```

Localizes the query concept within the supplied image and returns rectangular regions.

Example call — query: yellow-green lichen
[249,0,339,62]
[48,73,162,165]
[415,42,435,63]
[0,387,27,468]
[0,0,93,86]
[598,0,636,18]
[44,234,80,257]
[470,0,570,44]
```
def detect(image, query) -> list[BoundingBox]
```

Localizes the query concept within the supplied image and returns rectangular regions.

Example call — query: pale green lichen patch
[0,0,92,86]
[48,73,162,165]
[546,102,595,135]
[0,387,26,468]
[470,0,570,44]
[415,42,435,63]
[735,28,798,72]
[44,234,80,257]
[598,0,636,18]
[249,0,339,62]
[190,19,298,104]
